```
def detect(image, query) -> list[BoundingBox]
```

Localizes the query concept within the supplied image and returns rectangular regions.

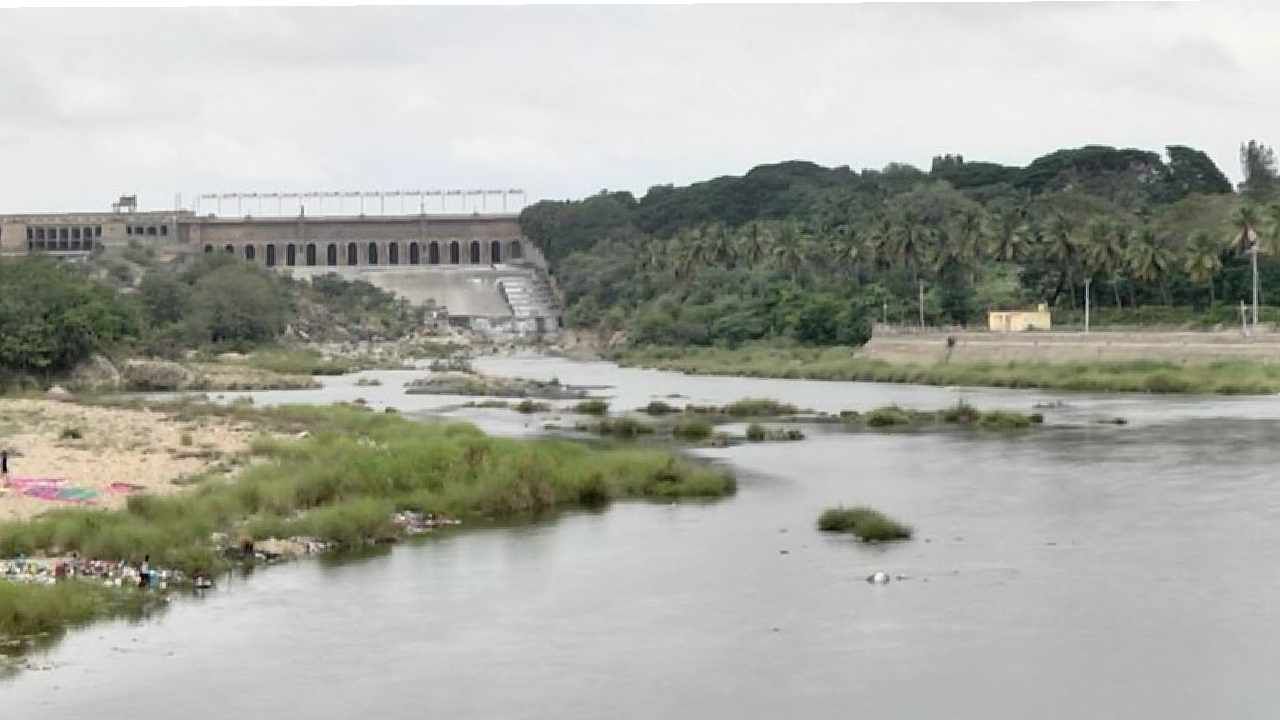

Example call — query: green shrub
[672,417,714,441]
[745,423,766,441]
[60,426,84,440]
[593,417,654,438]
[939,400,981,424]
[864,406,913,427]
[976,410,1034,430]
[722,398,799,417]
[574,399,610,416]
[817,506,912,541]
[641,400,678,415]
[513,399,551,414]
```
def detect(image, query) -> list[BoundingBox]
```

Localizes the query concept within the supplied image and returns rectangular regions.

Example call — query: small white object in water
[866,571,891,584]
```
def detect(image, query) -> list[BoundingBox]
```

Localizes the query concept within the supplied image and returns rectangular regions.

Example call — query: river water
[7,355,1280,718]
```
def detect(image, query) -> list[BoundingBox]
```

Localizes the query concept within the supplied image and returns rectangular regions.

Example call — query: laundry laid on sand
[3,477,99,504]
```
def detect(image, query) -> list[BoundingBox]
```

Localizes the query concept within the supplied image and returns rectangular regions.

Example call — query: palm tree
[672,228,709,281]
[771,221,810,284]
[956,209,986,264]
[1267,203,1280,256]
[1183,230,1223,305]
[1230,204,1263,324]
[988,207,1029,262]
[864,215,894,270]
[928,219,968,276]
[736,221,771,269]
[705,223,737,268]
[1127,226,1174,305]
[892,207,928,284]
[1044,213,1079,306]
[1230,204,1262,254]
[1082,219,1127,309]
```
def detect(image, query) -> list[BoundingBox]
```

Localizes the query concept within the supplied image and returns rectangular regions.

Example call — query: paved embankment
[863,330,1280,365]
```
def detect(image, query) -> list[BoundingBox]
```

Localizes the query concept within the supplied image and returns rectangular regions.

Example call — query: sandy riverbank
[0,399,255,521]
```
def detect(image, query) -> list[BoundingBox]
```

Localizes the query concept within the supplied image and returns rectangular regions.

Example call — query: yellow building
[989,304,1051,332]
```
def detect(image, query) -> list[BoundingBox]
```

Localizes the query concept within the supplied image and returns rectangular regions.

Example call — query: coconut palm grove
[523,141,1280,346]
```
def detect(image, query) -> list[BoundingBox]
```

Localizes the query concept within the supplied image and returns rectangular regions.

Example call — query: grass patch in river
[672,417,714,441]
[817,506,912,542]
[0,403,733,582]
[0,581,161,646]
[573,399,610,416]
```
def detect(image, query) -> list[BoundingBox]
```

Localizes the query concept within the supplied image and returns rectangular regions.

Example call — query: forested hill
[520,142,1277,347]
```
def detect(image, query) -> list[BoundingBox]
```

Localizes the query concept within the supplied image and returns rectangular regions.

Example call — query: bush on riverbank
[745,423,805,441]
[574,399,610,415]
[0,403,734,578]
[246,349,352,376]
[817,506,912,542]
[672,417,714,441]
[612,345,1280,395]
[513,399,551,413]
[640,400,679,415]
[847,402,1041,431]
[0,581,158,642]
[586,417,655,438]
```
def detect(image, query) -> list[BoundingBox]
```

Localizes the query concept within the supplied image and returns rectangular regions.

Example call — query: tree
[1229,204,1262,254]
[1043,213,1079,306]
[771,221,811,284]
[188,263,291,346]
[1127,226,1175,304]
[1082,219,1128,308]
[1239,140,1278,199]
[1183,230,1223,305]
[138,273,192,326]
[1162,145,1233,199]
[988,206,1031,262]
[0,258,140,375]
[735,222,771,269]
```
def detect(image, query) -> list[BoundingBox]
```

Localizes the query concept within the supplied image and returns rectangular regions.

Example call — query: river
[6,355,1280,718]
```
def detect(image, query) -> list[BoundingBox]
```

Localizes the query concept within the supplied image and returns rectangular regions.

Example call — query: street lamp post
[1252,239,1260,331]
[1084,277,1091,334]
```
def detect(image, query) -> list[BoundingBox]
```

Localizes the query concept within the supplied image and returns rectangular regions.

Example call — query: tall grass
[573,399,610,416]
[0,404,734,577]
[848,401,1041,431]
[613,345,1280,395]
[0,581,158,641]
[246,349,352,376]
[817,506,912,542]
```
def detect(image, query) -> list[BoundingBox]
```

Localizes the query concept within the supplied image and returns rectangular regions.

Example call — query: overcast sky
[0,2,1276,214]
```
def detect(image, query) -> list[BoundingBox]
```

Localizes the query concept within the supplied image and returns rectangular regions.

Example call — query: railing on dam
[192,189,528,217]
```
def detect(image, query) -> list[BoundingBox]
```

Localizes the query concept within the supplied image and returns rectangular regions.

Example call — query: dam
[0,194,562,335]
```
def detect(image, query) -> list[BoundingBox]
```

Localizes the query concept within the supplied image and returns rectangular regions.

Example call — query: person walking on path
[1,449,8,477]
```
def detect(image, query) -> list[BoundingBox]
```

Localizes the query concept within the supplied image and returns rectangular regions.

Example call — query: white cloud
[0,3,1276,213]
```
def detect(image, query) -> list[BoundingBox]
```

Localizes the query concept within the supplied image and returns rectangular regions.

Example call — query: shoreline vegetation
[818,506,913,542]
[610,345,1280,395]
[0,399,734,653]
[570,397,1041,441]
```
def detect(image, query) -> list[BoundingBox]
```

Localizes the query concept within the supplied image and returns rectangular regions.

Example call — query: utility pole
[1241,299,1249,337]
[1252,239,1260,331]
[1084,277,1091,334]
[918,281,925,329]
